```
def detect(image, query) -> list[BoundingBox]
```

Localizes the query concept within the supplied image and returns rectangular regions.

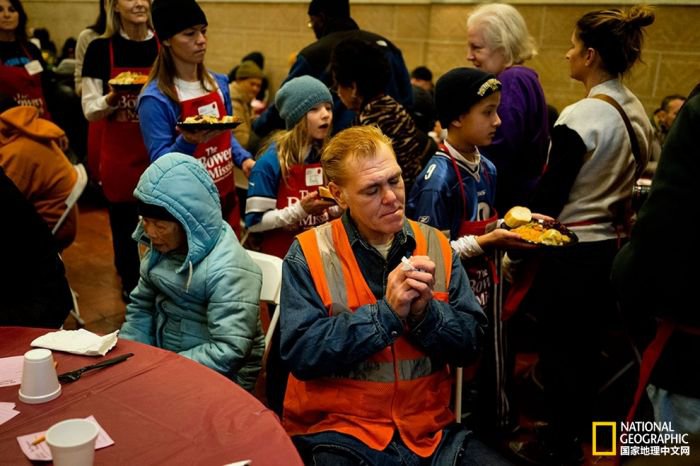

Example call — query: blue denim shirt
[280,212,486,381]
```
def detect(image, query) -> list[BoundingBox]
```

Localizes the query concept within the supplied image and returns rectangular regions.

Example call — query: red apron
[626,321,700,423]
[99,40,152,203]
[178,88,240,235]
[0,45,51,119]
[445,145,498,310]
[260,163,329,258]
[86,120,105,182]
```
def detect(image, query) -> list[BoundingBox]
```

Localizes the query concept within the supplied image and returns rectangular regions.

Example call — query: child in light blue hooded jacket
[120,153,264,392]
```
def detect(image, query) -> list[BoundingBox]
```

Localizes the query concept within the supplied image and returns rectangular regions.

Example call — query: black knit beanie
[308,0,350,18]
[435,67,501,128]
[137,200,177,223]
[152,0,208,41]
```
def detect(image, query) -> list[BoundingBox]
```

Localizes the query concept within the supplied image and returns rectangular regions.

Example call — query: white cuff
[450,235,484,258]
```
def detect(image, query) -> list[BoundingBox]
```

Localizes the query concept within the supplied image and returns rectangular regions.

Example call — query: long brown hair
[5,0,28,44]
[576,5,655,77]
[145,45,216,103]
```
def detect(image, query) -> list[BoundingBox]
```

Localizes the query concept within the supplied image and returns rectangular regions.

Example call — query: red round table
[0,326,302,466]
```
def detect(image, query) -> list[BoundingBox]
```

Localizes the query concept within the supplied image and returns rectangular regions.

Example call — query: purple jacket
[480,66,549,213]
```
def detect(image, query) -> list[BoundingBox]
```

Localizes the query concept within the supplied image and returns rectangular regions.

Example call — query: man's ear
[328,181,347,210]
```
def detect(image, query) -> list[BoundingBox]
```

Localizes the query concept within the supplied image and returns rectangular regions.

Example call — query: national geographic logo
[593,421,691,458]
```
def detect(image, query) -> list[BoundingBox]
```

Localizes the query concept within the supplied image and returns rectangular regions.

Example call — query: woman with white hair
[81,0,158,301]
[466,3,549,213]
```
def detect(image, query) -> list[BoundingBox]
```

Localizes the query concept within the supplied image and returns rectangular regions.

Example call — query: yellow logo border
[592,422,617,456]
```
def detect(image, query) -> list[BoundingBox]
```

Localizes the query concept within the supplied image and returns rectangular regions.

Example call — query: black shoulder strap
[592,94,643,177]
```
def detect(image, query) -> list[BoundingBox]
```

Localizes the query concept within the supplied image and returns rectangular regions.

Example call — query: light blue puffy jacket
[120,153,263,391]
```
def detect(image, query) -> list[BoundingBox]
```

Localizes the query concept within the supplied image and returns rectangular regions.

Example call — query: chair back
[246,250,283,304]
[52,164,88,235]
[246,250,283,350]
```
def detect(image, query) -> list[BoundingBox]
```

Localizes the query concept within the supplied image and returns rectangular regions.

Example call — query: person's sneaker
[509,438,584,465]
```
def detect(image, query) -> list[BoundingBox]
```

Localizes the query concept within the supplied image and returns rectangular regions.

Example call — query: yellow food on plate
[539,228,571,246]
[108,71,148,85]
[511,222,571,246]
[182,114,239,124]
[504,206,532,228]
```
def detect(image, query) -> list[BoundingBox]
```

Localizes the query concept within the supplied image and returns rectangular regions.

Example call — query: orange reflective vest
[284,218,455,457]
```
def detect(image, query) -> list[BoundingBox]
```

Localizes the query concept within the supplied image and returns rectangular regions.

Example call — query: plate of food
[108,71,148,91]
[509,219,578,247]
[502,206,577,247]
[176,115,242,131]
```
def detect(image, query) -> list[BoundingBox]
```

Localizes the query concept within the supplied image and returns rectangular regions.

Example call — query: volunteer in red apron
[407,68,536,439]
[245,76,336,258]
[612,90,700,435]
[81,0,158,301]
[138,0,254,237]
[0,0,51,119]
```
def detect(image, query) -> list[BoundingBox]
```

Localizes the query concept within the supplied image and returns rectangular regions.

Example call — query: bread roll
[504,206,532,228]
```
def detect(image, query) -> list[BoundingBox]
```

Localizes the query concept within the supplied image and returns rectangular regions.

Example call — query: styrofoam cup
[18,349,61,404]
[46,418,99,466]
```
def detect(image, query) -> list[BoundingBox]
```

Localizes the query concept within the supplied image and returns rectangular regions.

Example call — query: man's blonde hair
[322,126,395,185]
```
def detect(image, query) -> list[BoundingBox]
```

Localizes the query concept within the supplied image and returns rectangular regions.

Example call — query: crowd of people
[1,0,697,464]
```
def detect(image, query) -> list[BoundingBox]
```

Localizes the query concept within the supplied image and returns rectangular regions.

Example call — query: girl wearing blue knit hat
[244,76,337,258]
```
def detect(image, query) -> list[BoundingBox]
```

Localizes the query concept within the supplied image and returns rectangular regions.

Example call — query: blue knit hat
[275,76,332,129]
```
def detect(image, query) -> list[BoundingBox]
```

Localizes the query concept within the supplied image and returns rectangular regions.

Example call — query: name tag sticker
[197,101,219,117]
[24,60,43,76]
[305,167,323,186]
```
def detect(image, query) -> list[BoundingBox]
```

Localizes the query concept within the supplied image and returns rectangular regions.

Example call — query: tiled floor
[61,200,126,334]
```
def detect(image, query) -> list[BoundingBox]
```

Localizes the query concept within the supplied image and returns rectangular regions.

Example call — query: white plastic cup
[18,349,61,404]
[46,418,99,466]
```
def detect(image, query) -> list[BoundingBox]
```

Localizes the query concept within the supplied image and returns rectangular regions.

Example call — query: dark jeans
[107,201,140,293]
[295,427,512,466]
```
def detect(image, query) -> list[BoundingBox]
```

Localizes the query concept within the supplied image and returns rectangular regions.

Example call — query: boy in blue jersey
[408,67,531,307]
[407,67,535,439]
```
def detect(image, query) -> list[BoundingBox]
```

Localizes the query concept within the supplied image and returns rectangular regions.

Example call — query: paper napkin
[31,329,119,356]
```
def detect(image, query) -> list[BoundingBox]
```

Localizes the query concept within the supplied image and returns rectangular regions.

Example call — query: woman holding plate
[81,0,158,301]
[510,6,657,464]
[138,0,254,236]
